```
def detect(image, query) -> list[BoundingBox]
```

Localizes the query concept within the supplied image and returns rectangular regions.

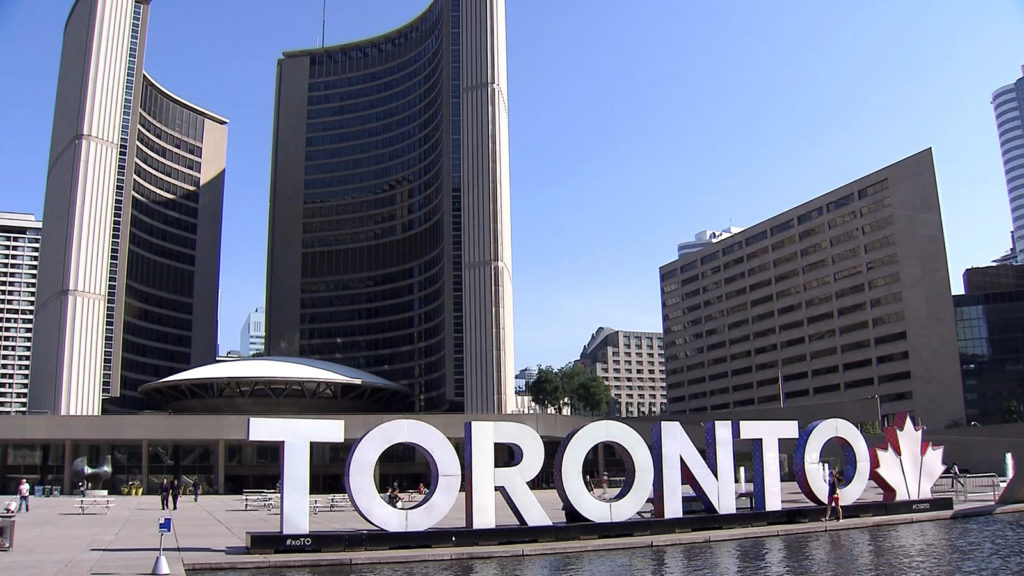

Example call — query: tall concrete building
[30,0,227,415]
[266,0,514,413]
[993,66,1024,263]
[578,327,666,417]
[0,213,42,414]
[239,306,266,357]
[659,150,964,428]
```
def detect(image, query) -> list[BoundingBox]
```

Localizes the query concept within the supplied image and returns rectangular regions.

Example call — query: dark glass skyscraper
[267,0,514,413]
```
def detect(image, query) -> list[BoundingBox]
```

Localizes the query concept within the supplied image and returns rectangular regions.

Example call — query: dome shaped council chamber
[138,356,412,413]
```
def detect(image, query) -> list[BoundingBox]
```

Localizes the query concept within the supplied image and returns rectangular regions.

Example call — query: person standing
[600,472,609,499]
[16,479,30,513]
[193,477,202,502]
[170,477,181,511]
[159,478,170,510]
[823,470,842,522]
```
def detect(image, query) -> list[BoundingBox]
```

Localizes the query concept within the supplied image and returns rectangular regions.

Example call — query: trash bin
[51,486,61,497]
[0,516,14,551]
[33,486,43,498]
[43,485,53,498]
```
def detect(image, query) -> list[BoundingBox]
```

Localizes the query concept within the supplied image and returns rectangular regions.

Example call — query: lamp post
[869,395,882,429]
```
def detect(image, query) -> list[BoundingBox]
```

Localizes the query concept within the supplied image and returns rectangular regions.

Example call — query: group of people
[585,472,611,499]
[384,481,428,508]
[159,476,202,511]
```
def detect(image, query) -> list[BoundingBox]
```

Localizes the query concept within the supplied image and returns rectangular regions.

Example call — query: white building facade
[240,306,265,357]
[993,66,1024,263]
[0,213,41,414]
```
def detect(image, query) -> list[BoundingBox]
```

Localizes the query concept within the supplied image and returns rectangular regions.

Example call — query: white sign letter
[465,421,551,528]
[345,419,460,532]
[738,420,799,511]
[653,421,736,518]
[248,417,344,535]
[794,418,870,505]
[555,420,654,522]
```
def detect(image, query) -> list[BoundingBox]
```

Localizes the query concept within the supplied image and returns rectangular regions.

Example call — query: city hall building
[30,0,227,415]
[266,0,515,414]
[659,149,965,428]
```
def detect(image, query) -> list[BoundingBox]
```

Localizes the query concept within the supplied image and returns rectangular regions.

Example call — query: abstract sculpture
[71,454,112,488]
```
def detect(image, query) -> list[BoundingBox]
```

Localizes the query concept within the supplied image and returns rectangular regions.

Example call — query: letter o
[345,419,460,531]
[794,418,870,505]
[555,420,654,522]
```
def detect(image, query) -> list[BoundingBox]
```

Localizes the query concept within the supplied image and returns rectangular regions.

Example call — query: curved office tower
[111,73,226,411]
[267,0,514,413]
[993,67,1024,263]
[30,0,226,415]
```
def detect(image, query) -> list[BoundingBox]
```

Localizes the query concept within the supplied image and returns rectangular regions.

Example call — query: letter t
[248,417,345,534]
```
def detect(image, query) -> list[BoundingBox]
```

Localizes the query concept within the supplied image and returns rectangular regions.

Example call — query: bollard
[152,517,172,575]
[739,466,746,492]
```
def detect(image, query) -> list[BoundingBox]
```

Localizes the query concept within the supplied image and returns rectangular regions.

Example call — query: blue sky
[1,1,1023,371]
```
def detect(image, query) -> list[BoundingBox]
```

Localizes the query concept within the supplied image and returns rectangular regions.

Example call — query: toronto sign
[248,413,945,535]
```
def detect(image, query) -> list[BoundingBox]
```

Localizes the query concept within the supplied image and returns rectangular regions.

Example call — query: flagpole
[778,369,784,408]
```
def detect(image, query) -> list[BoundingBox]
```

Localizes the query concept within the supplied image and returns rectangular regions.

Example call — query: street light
[869,395,882,428]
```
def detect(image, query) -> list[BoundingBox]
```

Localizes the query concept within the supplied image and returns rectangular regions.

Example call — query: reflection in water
[190,513,1024,576]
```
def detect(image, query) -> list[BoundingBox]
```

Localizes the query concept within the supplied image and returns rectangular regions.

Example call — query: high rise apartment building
[0,213,42,414]
[30,0,227,414]
[240,306,266,357]
[266,0,514,413]
[659,150,964,428]
[578,327,666,417]
[993,66,1024,263]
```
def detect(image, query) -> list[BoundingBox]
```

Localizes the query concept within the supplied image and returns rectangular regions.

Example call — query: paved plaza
[0,485,1020,575]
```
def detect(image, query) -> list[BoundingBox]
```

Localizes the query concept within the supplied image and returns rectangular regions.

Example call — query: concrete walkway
[0,486,1020,575]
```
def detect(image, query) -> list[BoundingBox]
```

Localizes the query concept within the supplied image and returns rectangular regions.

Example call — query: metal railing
[933,473,1000,503]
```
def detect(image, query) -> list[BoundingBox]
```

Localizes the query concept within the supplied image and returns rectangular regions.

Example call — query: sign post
[152,517,171,575]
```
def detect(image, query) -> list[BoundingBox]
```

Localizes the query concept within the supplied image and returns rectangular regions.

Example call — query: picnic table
[74,497,116,514]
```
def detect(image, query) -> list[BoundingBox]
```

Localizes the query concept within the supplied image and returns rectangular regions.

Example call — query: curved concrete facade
[993,70,1024,263]
[267,0,514,413]
[30,0,227,414]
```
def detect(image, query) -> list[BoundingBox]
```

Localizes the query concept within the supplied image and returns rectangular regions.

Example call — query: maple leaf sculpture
[870,413,945,501]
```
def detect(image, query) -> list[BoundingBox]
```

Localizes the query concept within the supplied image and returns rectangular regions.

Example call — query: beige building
[659,149,965,428]
[0,212,41,414]
[30,0,227,415]
[579,327,666,417]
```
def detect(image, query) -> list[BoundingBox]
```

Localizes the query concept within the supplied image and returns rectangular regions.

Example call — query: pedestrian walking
[159,477,170,510]
[600,472,609,499]
[193,477,202,502]
[170,477,181,510]
[16,478,30,513]
[823,470,842,522]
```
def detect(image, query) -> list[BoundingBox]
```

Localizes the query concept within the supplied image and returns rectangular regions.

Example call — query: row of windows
[307,43,442,108]
[138,115,203,158]
[306,4,441,84]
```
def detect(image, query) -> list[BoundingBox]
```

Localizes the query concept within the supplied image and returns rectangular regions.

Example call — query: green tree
[1001,400,1022,424]
[525,363,613,415]
[556,363,610,415]
[525,366,567,412]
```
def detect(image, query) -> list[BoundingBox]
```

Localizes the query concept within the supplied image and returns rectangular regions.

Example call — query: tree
[525,363,613,415]
[556,363,611,416]
[525,366,567,413]
[1001,400,1022,424]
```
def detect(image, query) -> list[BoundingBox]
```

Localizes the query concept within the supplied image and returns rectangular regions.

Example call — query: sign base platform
[246,497,953,554]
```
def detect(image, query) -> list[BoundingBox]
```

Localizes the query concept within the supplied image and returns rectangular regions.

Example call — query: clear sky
[1,1,1023,372]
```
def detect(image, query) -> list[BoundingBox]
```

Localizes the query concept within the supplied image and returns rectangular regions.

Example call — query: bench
[241,491,279,511]
[328,494,351,511]
[74,497,115,514]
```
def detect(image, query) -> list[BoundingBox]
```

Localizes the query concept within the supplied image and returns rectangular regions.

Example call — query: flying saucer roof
[139,356,411,413]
